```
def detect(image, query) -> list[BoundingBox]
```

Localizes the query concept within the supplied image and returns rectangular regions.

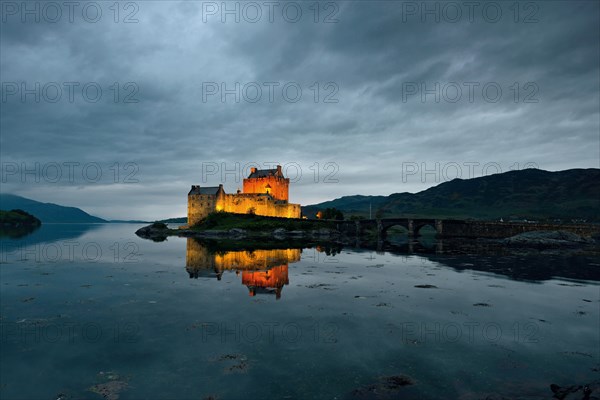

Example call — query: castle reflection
[185,239,302,299]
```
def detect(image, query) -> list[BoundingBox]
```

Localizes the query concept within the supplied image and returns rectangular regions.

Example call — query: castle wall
[188,194,217,226]
[218,194,300,219]
[243,176,289,201]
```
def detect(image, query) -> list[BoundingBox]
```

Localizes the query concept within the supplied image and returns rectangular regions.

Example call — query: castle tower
[243,165,289,201]
[187,184,222,226]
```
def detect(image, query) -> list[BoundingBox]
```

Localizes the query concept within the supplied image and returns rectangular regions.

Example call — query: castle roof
[189,186,221,195]
[247,167,283,179]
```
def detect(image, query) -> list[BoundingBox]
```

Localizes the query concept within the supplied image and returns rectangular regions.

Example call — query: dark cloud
[1,0,598,219]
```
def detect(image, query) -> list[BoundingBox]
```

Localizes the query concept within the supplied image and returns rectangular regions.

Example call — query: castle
[187,165,301,226]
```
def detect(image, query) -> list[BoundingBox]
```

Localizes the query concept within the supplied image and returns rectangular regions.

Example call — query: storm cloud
[1,0,598,219]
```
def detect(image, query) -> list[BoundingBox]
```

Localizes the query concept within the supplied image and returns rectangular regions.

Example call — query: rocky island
[135,212,345,243]
[0,209,42,238]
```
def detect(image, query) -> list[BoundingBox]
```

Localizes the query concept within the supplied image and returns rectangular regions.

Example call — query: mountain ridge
[302,168,600,221]
[0,193,107,223]
[3,168,598,223]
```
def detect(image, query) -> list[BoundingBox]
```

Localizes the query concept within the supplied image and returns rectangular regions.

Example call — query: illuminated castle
[187,165,301,226]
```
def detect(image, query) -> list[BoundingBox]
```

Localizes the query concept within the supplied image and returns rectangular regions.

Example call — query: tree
[349,215,365,221]
[320,207,344,220]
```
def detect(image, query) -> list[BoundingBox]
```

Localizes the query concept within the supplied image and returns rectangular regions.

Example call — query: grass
[151,222,168,229]
[191,211,337,231]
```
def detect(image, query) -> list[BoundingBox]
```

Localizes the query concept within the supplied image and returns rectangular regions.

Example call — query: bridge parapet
[438,220,600,239]
[344,218,599,239]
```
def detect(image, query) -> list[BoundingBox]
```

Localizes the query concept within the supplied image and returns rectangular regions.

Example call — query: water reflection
[186,239,302,299]
[185,236,600,293]
[1,225,598,400]
[0,223,103,246]
[0,224,41,239]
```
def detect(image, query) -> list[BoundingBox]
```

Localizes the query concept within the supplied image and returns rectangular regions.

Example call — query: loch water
[1,224,598,399]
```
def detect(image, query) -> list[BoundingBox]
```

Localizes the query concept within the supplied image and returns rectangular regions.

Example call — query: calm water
[1,224,598,399]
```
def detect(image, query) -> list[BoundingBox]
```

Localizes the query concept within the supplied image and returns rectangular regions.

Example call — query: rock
[89,371,129,400]
[351,374,415,398]
[550,379,600,399]
[503,230,593,248]
[89,381,128,400]
[310,228,340,238]
[134,223,170,242]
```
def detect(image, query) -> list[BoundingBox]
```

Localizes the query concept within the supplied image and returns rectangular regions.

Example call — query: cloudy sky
[1,0,598,220]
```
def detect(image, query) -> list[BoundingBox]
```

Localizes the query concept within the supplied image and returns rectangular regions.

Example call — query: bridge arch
[412,222,437,237]
[382,224,411,236]
[377,218,442,238]
[380,220,410,238]
[346,219,598,239]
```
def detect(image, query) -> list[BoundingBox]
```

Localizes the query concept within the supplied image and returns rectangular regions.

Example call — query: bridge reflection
[185,239,302,299]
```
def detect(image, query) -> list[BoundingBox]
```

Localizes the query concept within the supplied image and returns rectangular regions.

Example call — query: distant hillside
[303,169,600,222]
[159,217,187,224]
[302,195,388,219]
[0,194,107,223]
[110,219,151,223]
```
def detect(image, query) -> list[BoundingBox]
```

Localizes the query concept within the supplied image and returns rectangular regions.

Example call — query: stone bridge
[333,218,600,239]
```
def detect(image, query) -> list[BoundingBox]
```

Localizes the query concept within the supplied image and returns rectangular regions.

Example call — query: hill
[0,194,107,223]
[302,195,388,219]
[302,169,600,222]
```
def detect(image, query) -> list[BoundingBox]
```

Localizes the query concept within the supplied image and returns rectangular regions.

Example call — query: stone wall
[218,194,300,218]
[188,194,217,226]
[338,218,600,239]
[436,220,599,238]
[243,176,289,201]
[188,193,301,226]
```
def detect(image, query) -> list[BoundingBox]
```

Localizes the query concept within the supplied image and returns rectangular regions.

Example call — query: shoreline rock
[134,224,599,256]
[135,223,346,243]
[502,230,594,249]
